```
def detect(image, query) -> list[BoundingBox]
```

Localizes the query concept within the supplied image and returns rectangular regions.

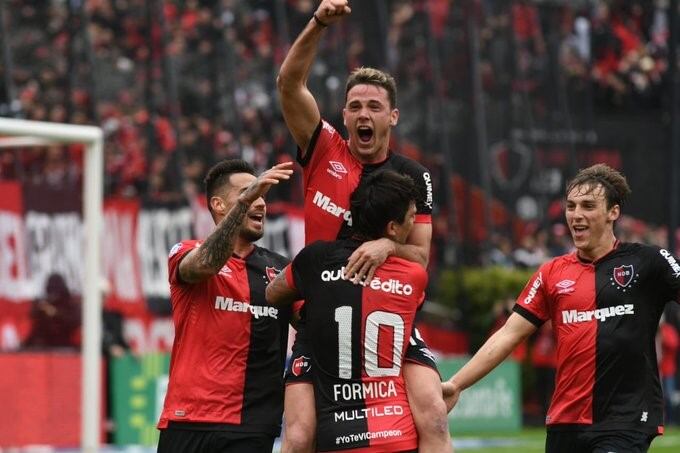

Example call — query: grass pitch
[451,427,680,452]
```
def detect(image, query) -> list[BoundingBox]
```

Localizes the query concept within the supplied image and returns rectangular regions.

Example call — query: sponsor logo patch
[561,304,634,324]
[660,249,680,278]
[326,161,348,180]
[313,191,352,226]
[523,272,543,304]
[291,355,312,377]
[556,279,575,294]
[169,242,182,258]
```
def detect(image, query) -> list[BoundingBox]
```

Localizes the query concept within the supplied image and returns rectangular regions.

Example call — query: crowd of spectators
[0,0,676,255]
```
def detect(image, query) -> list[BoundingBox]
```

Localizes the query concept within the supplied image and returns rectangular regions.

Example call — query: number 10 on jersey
[334,306,406,379]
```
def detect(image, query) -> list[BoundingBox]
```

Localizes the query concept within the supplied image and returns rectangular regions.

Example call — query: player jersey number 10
[335,306,405,379]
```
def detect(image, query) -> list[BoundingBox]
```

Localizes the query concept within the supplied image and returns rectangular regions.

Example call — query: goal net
[0,117,103,452]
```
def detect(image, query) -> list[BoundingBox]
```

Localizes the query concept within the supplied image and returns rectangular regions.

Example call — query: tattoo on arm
[180,200,249,282]
[198,200,248,271]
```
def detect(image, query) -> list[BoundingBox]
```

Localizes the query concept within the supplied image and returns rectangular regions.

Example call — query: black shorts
[285,326,439,384]
[545,429,657,453]
[158,424,275,453]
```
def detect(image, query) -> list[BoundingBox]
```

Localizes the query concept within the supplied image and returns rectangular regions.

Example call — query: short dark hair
[345,67,397,108]
[566,164,631,209]
[350,170,418,240]
[204,159,255,214]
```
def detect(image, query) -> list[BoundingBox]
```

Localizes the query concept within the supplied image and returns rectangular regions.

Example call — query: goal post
[0,117,104,452]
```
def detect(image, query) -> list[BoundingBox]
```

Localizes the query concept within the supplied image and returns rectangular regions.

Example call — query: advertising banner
[439,358,521,433]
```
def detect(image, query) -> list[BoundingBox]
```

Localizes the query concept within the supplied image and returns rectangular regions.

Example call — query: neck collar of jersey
[575,239,620,265]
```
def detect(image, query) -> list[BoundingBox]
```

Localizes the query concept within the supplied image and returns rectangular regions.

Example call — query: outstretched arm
[277,0,351,154]
[178,163,294,284]
[442,313,538,411]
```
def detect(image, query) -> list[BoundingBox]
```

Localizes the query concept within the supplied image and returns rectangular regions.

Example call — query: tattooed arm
[178,162,294,284]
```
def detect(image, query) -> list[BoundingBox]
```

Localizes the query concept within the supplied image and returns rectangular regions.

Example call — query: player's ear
[389,108,399,127]
[210,196,226,216]
[384,220,399,241]
[608,204,620,222]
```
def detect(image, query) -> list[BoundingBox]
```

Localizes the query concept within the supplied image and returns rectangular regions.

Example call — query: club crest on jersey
[327,160,348,180]
[265,266,280,282]
[291,355,311,377]
[611,265,638,290]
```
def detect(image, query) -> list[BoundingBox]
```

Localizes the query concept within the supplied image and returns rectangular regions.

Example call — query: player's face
[565,183,619,260]
[393,202,417,244]
[343,84,399,164]
[222,172,267,242]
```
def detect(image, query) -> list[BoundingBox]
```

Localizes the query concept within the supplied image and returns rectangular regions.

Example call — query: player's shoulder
[387,152,430,175]
[385,256,427,280]
[168,239,199,258]
[253,245,290,268]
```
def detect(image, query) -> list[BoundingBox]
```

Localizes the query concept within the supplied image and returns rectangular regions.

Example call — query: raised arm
[441,312,538,411]
[276,0,351,154]
[178,163,294,284]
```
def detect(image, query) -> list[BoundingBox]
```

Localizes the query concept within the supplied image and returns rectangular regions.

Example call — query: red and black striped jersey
[513,242,680,434]
[298,120,433,244]
[285,239,426,452]
[157,240,291,435]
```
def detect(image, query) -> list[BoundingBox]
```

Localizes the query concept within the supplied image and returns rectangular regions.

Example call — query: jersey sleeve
[512,264,550,327]
[289,241,326,298]
[399,158,433,223]
[168,240,199,285]
[652,247,680,303]
[296,120,346,172]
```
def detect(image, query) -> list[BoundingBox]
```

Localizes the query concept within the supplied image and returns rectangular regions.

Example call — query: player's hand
[442,380,462,413]
[238,162,294,205]
[315,0,351,27]
[344,237,395,285]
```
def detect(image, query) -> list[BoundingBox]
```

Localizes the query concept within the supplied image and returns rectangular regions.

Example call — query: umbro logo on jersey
[660,249,680,278]
[214,296,279,319]
[291,355,311,377]
[327,161,348,180]
[313,191,352,226]
[556,279,575,294]
[562,304,634,324]
[610,265,639,291]
[523,273,543,304]
[219,265,232,277]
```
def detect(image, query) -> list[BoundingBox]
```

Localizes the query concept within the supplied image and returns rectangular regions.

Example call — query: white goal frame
[0,117,103,452]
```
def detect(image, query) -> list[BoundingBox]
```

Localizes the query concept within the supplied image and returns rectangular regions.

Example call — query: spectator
[23,273,81,349]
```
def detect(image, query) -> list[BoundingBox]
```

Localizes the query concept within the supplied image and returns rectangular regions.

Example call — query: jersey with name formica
[286,239,426,452]
[157,240,291,435]
[298,120,433,244]
[513,242,680,434]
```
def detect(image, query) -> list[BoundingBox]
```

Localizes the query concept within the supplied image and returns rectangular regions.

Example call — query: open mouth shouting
[357,125,374,145]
